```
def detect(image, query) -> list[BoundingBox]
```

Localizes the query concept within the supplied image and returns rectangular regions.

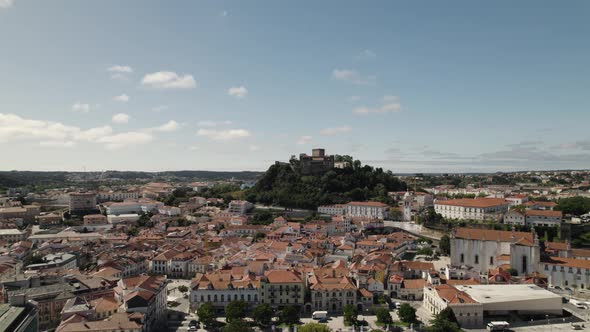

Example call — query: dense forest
[245,160,407,209]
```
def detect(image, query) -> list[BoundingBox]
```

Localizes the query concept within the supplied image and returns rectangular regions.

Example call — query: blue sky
[1,1,589,172]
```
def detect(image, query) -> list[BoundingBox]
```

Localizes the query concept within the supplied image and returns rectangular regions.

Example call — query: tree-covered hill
[245,160,407,209]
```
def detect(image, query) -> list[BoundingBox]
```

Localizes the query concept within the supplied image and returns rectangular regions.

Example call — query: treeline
[245,161,407,209]
[555,196,590,216]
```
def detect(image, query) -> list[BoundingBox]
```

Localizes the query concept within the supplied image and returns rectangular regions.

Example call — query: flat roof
[0,304,25,332]
[455,284,561,304]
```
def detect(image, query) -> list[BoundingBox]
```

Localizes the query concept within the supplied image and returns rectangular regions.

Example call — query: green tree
[222,319,253,332]
[197,302,216,327]
[177,285,188,293]
[251,303,273,327]
[556,197,590,215]
[435,307,458,324]
[225,300,248,323]
[426,307,461,332]
[279,305,300,326]
[375,307,393,325]
[343,304,358,326]
[397,303,416,323]
[439,235,451,255]
[299,322,331,332]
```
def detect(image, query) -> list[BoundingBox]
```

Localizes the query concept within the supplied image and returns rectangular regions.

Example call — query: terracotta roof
[525,201,557,207]
[402,279,427,289]
[434,284,477,304]
[347,201,389,207]
[265,270,302,284]
[455,227,533,245]
[525,210,562,218]
[436,198,508,208]
[542,257,590,270]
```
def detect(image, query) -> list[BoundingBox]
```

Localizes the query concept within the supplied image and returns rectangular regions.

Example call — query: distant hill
[245,161,407,209]
[0,170,263,192]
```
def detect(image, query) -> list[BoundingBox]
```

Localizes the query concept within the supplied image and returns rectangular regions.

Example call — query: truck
[486,321,510,331]
[312,311,328,320]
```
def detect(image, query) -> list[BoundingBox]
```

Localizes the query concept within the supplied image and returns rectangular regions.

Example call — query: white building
[227,200,254,216]
[423,284,562,328]
[158,206,181,217]
[345,202,389,219]
[450,227,540,276]
[97,191,140,203]
[504,209,563,227]
[434,198,509,221]
[190,272,260,310]
[107,214,140,224]
[541,257,590,289]
[25,252,77,273]
[317,204,347,216]
[115,275,168,331]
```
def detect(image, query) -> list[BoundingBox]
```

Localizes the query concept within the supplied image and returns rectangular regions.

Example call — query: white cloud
[0,0,13,8]
[112,113,130,124]
[72,102,91,113]
[197,128,251,141]
[107,65,133,73]
[40,140,76,148]
[141,71,196,89]
[349,96,361,102]
[154,120,180,132]
[296,136,313,145]
[95,131,153,150]
[0,113,153,150]
[227,86,248,98]
[73,126,113,142]
[113,94,130,102]
[353,102,401,115]
[249,145,261,151]
[152,105,168,113]
[332,69,375,85]
[189,146,200,151]
[197,120,232,127]
[221,10,228,17]
[356,49,376,60]
[383,95,399,102]
[320,126,352,136]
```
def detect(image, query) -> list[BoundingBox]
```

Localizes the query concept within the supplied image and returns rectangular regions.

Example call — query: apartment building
[114,275,167,332]
[227,200,254,216]
[504,209,563,227]
[190,272,260,310]
[259,270,305,310]
[97,190,140,203]
[69,193,97,213]
[0,229,27,244]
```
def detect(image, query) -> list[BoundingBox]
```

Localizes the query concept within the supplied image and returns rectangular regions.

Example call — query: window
[522,255,528,274]
[490,256,494,265]
[460,254,464,263]
[475,255,479,264]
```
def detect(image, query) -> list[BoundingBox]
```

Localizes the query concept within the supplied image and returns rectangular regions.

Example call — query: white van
[487,321,510,331]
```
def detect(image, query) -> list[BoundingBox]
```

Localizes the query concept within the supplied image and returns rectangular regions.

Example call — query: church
[449,227,541,277]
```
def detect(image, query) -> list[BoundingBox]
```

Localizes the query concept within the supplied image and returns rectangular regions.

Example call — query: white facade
[345,202,389,219]
[434,199,508,221]
[97,191,139,203]
[317,205,346,216]
[227,200,253,216]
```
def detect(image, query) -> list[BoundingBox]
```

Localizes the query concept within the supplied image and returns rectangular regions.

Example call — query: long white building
[434,198,509,221]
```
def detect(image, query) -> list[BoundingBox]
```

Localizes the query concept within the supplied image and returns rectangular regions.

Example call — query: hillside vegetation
[245,160,406,209]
